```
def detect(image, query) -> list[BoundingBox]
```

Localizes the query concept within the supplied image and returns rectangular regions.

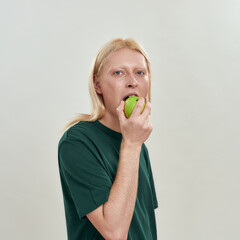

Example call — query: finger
[116,100,126,122]
[139,101,151,120]
[129,97,146,119]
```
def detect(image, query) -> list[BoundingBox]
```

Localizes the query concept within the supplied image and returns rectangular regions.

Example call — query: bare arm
[86,98,152,240]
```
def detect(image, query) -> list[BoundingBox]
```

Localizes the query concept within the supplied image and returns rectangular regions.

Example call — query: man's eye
[114,71,122,75]
[137,71,144,75]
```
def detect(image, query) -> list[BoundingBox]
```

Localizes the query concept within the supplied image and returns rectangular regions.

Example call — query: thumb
[116,100,125,122]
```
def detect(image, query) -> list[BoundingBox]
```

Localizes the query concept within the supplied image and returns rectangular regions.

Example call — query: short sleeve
[58,135,112,218]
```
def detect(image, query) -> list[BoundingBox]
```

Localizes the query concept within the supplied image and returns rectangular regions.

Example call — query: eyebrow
[107,64,147,72]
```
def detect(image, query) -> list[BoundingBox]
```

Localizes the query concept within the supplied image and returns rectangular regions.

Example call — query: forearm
[87,100,152,239]
[103,139,142,238]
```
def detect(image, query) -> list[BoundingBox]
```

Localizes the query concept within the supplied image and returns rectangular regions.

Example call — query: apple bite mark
[124,95,134,101]
[123,94,139,101]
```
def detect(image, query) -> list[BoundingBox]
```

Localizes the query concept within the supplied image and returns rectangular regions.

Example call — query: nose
[126,72,138,88]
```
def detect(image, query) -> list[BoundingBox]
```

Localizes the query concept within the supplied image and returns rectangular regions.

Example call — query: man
[58,38,158,239]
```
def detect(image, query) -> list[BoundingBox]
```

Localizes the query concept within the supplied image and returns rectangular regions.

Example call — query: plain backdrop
[1,0,240,239]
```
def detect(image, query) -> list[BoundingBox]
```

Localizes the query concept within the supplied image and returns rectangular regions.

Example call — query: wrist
[121,138,142,150]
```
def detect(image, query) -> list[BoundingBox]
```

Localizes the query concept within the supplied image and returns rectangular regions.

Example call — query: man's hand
[116,97,153,145]
[86,98,152,240]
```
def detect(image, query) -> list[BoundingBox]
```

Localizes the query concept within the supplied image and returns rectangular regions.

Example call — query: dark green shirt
[58,120,158,239]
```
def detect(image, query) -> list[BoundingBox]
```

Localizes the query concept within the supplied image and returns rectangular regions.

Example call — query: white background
[1,0,240,239]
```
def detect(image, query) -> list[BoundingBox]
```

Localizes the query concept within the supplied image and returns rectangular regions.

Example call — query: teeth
[124,95,137,101]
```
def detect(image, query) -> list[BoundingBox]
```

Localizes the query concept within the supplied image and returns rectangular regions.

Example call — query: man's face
[94,48,150,118]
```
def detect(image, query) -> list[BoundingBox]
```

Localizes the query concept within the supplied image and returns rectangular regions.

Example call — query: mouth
[123,94,139,101]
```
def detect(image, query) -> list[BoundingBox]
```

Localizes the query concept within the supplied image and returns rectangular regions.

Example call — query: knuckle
[116,107,122,113]
[146,102,151,109]
[136,102,143,108]
[147,122,153,131]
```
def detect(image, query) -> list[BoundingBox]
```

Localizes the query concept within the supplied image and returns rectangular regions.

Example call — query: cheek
[103,83,120,95]
[101,81,122,101]
[140,78,150,99]
[141,78,150,91]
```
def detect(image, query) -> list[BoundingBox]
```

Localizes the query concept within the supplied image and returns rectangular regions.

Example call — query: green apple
[124,96,145,118]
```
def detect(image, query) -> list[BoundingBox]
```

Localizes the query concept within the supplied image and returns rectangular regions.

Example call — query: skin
[94,47,150,134]
[88,48,153,240]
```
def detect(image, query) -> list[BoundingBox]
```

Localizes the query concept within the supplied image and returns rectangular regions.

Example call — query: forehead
[103,48,147,70]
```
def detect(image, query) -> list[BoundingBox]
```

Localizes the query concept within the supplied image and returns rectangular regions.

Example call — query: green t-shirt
[58,120,158,240]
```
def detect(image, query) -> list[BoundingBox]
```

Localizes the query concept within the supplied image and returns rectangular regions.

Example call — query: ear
[93,74,102,94]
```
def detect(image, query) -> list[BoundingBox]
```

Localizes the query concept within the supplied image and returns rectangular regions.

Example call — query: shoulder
[58,121,95,151]
[66,121,95,138]
[58,121,100,168]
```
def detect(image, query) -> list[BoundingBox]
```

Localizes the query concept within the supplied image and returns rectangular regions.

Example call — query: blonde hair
[61,38,152,133]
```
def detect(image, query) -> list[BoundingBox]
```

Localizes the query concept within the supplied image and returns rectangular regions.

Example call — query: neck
[98,113,121,133]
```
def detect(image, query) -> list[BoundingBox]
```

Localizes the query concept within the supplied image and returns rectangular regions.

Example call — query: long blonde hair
[61,38,152,133]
